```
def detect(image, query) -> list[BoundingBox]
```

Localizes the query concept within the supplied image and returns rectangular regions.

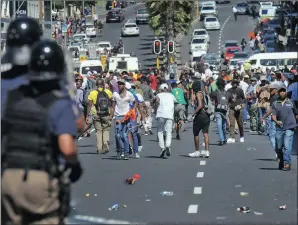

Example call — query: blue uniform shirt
[287,82,298,102]
[1,76,29,115]
[272,99,298,130]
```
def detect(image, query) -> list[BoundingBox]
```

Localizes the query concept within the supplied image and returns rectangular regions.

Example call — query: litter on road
[160,191,174,196]
[279,205,287,210]
[254,211,264,216]
[234,184,242,188]
[85,193,90,197]
[237,206,250,213]
[240,192,249,196]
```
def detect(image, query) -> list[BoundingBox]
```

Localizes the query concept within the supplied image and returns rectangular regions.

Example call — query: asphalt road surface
[72,1,297,223]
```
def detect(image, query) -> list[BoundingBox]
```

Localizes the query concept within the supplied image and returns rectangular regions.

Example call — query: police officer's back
[1,40,83,225]
[1,17,42,114]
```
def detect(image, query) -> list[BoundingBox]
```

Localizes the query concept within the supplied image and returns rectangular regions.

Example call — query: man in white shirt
[232,6,238,21]
[155,83,177,158]
[111,79,135,160]
[240,74,249,123]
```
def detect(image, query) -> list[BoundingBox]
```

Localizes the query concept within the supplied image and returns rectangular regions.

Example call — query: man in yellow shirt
[86,79,114,154]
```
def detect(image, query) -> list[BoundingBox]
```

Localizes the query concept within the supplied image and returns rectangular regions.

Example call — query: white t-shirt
[225,83,232,91]
[240,80,249,95]
[156,92,176,120]
[113,91,135,116]
[136,93,144,103]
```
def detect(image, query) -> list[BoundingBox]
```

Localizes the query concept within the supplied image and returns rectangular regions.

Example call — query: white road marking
[200,160,206,165]
[194,187,202,194]
[196,172,204,178]
[187,205,198,214]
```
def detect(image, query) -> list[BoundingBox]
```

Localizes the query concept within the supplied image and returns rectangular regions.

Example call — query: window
[117,61,127,69]
[82,66,103,75]
[230,61,237,66]
[192,57,201,62]
[86,25,94,29]
[192,39,205,44]
[227,49,240,54]
[260,59,277,66]
[202,7,214,10]
[285,58,298,66]
[98,44,110,48]
[225,42,238,47]
[125,24,137,28]
[250,60,257,65]
[194,30,206,35]
[261,10,268,15]
[266,42,275,48]
[138,9,147,14]
[206,18,217,22]
[233,53,248,58]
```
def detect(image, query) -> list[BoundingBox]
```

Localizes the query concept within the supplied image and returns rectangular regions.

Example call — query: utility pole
[64,0,67,47]
[83,0,85,15]
[196,0,199,18]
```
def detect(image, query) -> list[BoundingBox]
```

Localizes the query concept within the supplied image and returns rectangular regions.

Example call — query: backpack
[202,92,213,116]
[95,89,110,116]
[216,90,229,112]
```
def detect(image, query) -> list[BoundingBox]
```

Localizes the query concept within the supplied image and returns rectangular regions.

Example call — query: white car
[191,50,207,67]
[192,29,210,43]
[204,16,220,30]
[96,41,112,54]
[190,37,209,54]
[200,6,218,21]
[121,21,139,37]
[72,34,90,43]
[85,24,98,38]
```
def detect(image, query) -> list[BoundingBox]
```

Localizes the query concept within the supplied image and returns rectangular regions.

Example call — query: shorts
[174,104,186,121]
[193,114,210,136]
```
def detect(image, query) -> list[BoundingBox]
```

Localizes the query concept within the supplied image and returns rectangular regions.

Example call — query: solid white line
[200,160,206,165]
[196,172,204,178]
[194,187,202,194]
[187,205,198,214]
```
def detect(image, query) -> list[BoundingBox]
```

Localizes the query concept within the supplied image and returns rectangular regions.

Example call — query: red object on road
[225,47,242,60]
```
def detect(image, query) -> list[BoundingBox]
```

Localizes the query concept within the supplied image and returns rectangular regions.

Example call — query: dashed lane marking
[194,187,202,194]
[196,172,204,178]
[187,205,198,214]
[200,160,206,165]
[218,16,231,57]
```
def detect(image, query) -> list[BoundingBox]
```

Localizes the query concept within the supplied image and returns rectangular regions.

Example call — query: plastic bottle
[109,204,120,210]
[160,191,174,196]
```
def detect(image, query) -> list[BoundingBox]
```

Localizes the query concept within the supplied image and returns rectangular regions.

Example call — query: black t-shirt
[227,87,245,109]
[270,94,279,106]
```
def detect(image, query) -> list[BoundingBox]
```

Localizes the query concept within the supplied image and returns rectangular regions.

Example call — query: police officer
[1,17,42,113]
[1,39,83,225]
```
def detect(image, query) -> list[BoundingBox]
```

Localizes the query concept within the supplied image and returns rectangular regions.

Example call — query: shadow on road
[141,52,153,56]
[78,144,96,148]
[143,58,156,62]
[80,152,99,155]
[145,156,166,159]
[138,46,151,50]
[255,158,277,162]
[259,167,280,171]
[139,43,152,46]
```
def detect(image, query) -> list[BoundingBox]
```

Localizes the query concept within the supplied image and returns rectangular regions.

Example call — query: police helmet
[4,17,42,66]
[28,39,65,81]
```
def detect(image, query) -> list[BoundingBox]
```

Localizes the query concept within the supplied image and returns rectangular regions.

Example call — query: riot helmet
[28,39,65,81]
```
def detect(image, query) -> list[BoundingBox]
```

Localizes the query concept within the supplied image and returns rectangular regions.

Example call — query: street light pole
[64,0,67,47]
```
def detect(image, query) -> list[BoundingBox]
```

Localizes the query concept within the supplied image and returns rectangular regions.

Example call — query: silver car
[235,2,250,15]
[136,8,149,24]
[202,53,220,68]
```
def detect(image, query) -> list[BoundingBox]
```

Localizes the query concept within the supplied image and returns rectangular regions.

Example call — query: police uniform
[1,40,82,225]
[1,17,42,115]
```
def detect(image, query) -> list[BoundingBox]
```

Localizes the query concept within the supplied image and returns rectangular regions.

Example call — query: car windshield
[69,47,79,52]
[206,17,217,22]
[73,35,85,39]
[70,42,81,46]
[192,39,205,44]
[207,60,220,65]
[203,55,217,60]
[192,57,201,62]
[138,9,147,14]
[230,60,238,65]
[202,6,214,10]
[233,53,248,58]
[264,29,275,35]
[225,42,237,47]
[86,25,94,29]
[269,20,279,24]
[125,24,137,28]
[237,3,247,7]
[194,30,206,35]
[227,48,241,54]
[266,42,275,48]
[98,44,110,48]
[82,66,103,75]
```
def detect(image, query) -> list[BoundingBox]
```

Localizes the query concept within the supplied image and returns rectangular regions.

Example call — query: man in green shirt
[209,77,218,93]
[171,81,187,140]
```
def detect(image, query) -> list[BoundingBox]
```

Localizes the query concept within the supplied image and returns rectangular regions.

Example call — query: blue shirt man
[287,82,298,102]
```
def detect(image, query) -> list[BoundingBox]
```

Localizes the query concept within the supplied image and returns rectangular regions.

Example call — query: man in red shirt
[149,68,157,92]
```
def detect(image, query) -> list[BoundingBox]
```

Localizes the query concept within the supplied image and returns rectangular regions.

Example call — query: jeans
[115,116,129,153]
[258,108,270,133]
[243,101,248,122]
[268,120,276,151]
[144,101,152,132]
[157,117,173,149]
[128,119,139,153]
[215,112,227,142]
[275,128,295,164]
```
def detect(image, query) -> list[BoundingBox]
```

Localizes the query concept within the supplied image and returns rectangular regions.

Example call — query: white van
[108,54,139,72]
[259,6,276,21]
[247,52,298,72]
[260,1,273,8]
[191,51,206,67]
[79,60,104,75]
[200,1,216,8]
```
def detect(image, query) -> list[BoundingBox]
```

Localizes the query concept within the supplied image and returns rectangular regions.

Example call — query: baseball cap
[194,72,202,79]
[244,75,249,79]
[159,83,168,90]
[269,81,284,90]
[117,79,126,84]
[125,82,131,89]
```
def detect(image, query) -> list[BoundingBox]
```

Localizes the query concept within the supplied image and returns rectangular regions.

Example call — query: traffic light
[168,40,175,53]
[153,40,162,55]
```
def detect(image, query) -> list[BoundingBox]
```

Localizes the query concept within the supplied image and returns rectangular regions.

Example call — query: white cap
[93,71,98,75]
[194,72,202,79]
[159,83,168,90]
[125,82,132,90]
[87,71,92,76]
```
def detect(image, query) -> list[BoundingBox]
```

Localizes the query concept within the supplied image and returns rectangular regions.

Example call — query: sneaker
[123,153,129,160]
[160,149,166,158]
[188,151,201,158]
[149,129,153,135]
[166,147,171,157]
[116,152,121,160]
[135,153,140,159]
[275,154,278,161]
[121,152,124,158]
[204,150,210,158]
[144,131,149,136]
[227,138,235,143]
[138,146,143,152]
[240,137,244,143]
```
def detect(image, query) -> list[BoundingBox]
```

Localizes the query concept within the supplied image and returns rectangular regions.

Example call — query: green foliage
[146,0,194,36]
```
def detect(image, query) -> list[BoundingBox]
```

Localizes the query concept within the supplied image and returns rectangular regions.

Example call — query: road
[72,1,297,224]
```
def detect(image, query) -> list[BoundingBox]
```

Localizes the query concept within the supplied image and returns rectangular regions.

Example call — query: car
[235,2,250,15]
[72,34,90,43]
[263,19,280,30]
[68,45,87,58]
[106,9,125,23]
[264,34,275,44]
[190,37,209,54]
[222,40,238,53]
[224,47,242,60]
[232,52,250,61]
[96,41,112,54]
[136,8,149,24]
[85,23,98,38]
[263,28,275,37]
[229,59,242,70]
[216,0,231,4]
[200,6,218,21]
[203,16,221,30]
[202,53,221,68]
[192,29,210,43]
[247,1,260,4]
[191,51,207,66]
[121,20,140,37]
[265,40,276,52]
[120,1,128,8]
